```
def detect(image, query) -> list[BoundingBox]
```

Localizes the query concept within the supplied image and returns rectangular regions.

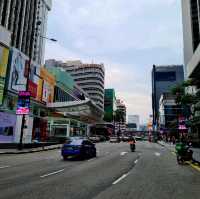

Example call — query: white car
[110,137,120,143]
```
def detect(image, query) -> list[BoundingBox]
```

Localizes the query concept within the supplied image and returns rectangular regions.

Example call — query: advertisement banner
[0,45,9,105]
[8,48,28,92]
[40,67,55,103]
[0,112,16,143]
[37,78,43,101]
[28,80,37,98]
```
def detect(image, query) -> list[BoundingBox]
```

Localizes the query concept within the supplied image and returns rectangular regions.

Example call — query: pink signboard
[16,91,30,115]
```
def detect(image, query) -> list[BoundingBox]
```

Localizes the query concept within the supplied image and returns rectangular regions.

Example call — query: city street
[0,141,200,199]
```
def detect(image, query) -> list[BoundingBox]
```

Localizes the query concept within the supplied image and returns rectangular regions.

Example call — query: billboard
[40,67,55,103]
[0,45,9,105]
[8,48,29,92]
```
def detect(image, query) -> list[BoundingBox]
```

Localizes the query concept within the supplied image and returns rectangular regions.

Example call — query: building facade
[152,65,184,128]
[45,59,105,113]
[181,0,200,144]
[159,93,181,132]
[0,0,52,64]
[128,115,140,130]
[104,89,116,122]
[116,99,126,133]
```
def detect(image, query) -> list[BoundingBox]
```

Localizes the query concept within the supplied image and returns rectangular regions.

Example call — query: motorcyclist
[175,137,193,163]
[128,136,136,151]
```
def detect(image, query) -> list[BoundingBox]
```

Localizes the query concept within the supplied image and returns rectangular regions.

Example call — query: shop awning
[47,99,104,124]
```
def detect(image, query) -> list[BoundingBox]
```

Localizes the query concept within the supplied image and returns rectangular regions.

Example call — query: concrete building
[116,99,126,133]
[181,0,200,144]
[0,0,52,64]
[181,0,200,77]
[45,59,105,113]
[128,115,140,130]
[152,65,184,128]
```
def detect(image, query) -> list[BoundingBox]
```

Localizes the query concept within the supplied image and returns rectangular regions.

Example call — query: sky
[45,0,183,124]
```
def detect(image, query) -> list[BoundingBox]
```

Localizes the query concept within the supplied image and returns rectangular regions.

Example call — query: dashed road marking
[40,169,64,178]
[112,173,129,185]
[120,152,128,156]
[0,166,10,169]
[155,152,161,156]
[134,159,138,164]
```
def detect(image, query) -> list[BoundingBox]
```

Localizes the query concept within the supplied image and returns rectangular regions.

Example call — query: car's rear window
[67,139,83,145]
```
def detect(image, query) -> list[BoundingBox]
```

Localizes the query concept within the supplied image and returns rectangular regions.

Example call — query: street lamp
[40,35,57,42]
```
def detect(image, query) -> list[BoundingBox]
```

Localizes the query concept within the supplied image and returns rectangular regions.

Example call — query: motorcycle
[129,140,136,152]
[175,143,193,164]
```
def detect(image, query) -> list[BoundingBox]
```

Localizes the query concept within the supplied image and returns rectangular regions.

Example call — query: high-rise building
[152,65,184,128]
[0,0,52,64]
[104,89,116,122]
[181,0,200,77]
[128,115,140,130]
[181,0,200,144]
[116,99,126,132]
[45,59,105,112]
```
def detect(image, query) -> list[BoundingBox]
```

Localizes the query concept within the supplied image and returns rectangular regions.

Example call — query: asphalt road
[0,141,200,199]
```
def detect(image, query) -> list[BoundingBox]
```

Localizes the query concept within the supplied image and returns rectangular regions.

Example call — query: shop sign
[28,80,37,98]
[8,48,28,92]
[0,45,9,105]
[16,91,30,115]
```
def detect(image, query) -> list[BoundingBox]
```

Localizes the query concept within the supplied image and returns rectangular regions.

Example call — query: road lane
[0,142,138,199]
[1,141,200,199]
[94,142,200,199]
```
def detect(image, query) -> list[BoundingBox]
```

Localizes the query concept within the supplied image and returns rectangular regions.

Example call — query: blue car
[61,138,97,160]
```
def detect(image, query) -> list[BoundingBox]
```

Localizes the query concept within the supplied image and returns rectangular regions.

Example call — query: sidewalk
[0,144,62,155]
[157,141,200,163]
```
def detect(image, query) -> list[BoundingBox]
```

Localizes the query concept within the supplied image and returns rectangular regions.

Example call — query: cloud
[45,0,183,123]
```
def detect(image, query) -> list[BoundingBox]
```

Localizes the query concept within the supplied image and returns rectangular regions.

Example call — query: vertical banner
[16,91,31,115]
[0,45,9,105]
[40,67,55,103]
[8,48,28,92]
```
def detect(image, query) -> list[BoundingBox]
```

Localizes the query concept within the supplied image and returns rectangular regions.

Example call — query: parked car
[61,138,96,160]
[110,136,120,143]
[89,136,101,143]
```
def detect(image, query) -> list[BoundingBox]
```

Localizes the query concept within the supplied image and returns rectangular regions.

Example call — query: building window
[155,72,176,81]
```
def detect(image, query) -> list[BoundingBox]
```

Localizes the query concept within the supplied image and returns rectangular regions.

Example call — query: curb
[0,145,62,155]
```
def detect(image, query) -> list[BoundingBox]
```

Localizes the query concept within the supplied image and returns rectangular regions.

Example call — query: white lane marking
[88,158,96,162]
[0,166,10,169]
[120,152,128,156]
[40,169,64,178]
[155,152,161,156]
[134,159,138,164]
[112,173,129,185]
